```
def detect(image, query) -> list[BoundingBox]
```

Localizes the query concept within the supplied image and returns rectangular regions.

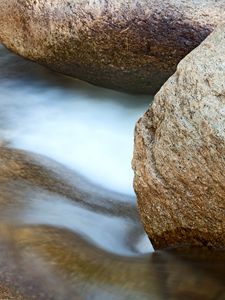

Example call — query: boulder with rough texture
[0,0,225,94]
[132,25,225,250]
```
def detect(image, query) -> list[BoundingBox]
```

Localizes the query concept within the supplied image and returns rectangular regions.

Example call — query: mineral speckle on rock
[0,0,225,94]
[132,25,225,250]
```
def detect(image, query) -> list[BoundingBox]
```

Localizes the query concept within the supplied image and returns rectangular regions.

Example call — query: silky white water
[0,44,152,195]
[0,45,224,300]
[0,44,154,256]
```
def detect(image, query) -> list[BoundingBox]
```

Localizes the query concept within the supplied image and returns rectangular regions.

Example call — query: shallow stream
[0,44,224,300]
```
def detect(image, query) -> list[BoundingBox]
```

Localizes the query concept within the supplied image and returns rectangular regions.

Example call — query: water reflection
[0,225,224,300]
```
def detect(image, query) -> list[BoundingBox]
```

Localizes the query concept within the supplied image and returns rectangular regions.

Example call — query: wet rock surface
[133,25,225,249]
[0,0,225,94]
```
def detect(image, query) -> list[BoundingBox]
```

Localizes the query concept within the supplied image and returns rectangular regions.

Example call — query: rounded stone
[132,25,225,249]
[0,0,225,94]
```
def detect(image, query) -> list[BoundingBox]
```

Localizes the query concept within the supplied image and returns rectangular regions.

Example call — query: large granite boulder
[0,0,224,94]
[132,25,225,250]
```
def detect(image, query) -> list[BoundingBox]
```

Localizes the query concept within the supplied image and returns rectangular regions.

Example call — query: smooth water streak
[0,44,152,195]
[0,44,225,300]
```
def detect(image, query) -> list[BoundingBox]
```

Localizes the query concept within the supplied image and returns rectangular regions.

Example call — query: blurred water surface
[0,44,224,300]
[0,44,151,195]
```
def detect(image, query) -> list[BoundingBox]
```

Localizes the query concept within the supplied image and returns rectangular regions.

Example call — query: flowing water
[0,44,151,195]
[0,44,224,300]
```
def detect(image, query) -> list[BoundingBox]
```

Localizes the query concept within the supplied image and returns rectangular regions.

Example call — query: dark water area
[0,44,224,300]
